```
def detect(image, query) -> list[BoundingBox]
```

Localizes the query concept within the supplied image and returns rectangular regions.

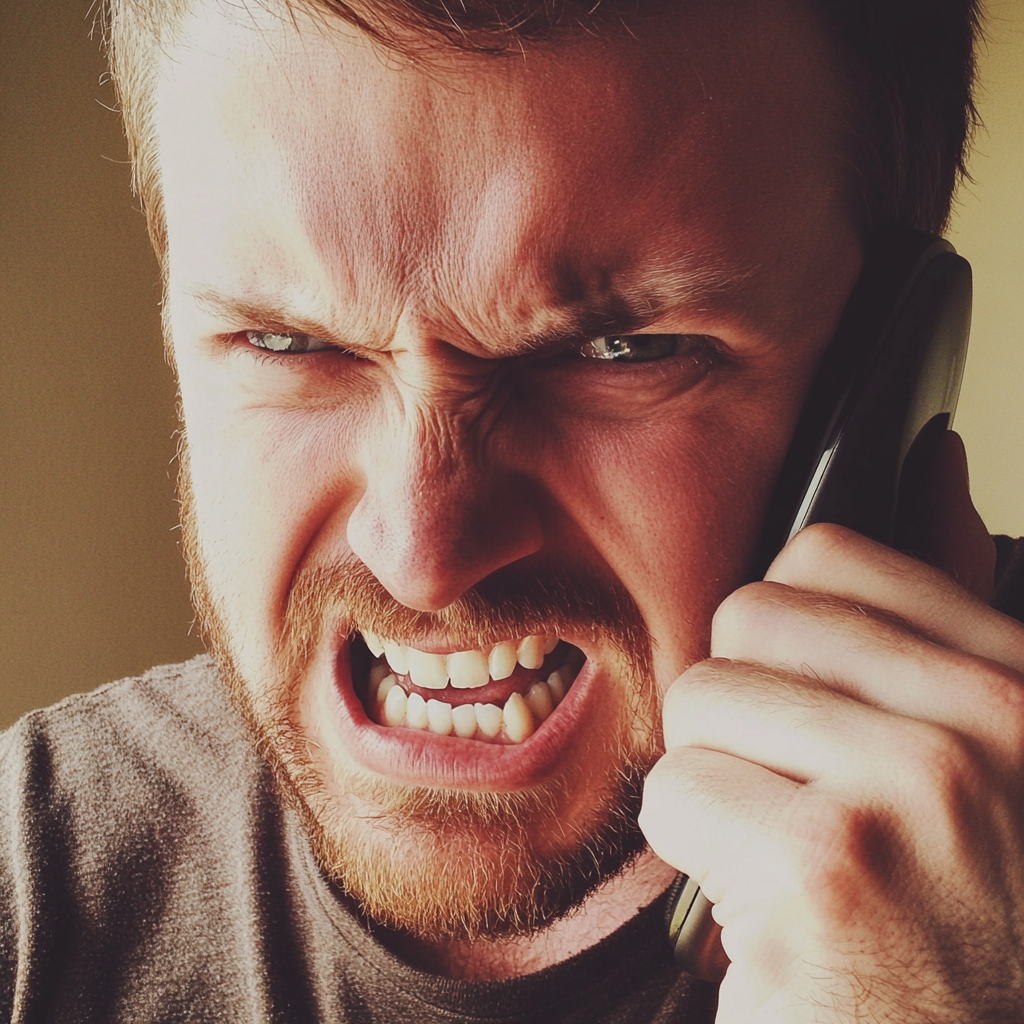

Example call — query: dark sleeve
[992,535,1024,624]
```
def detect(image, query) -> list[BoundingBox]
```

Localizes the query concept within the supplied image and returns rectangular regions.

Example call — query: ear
[925,431,996,603]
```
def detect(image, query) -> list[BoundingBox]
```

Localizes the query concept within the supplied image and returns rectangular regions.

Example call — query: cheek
[539,403,793,689]
[178,368,369,669]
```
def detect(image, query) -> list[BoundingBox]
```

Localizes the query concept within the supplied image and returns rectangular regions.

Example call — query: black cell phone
[664,227,973,982]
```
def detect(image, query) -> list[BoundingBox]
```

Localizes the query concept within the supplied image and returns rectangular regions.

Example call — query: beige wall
[2,2,1023,728]
[947,0,1024,537]
[1,3,204,728]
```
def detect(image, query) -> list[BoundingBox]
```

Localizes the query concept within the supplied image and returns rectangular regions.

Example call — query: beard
[179,455,663,942]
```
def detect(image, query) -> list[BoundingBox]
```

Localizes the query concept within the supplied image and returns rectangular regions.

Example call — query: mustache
[281,554,653,672]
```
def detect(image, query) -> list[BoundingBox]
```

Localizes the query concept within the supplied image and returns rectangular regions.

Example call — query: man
[2,0,1022,1020]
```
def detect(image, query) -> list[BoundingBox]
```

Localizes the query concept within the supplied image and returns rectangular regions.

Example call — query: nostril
[345,478,544,613]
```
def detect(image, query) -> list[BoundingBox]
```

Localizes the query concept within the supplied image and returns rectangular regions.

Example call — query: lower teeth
[365,649,582,744]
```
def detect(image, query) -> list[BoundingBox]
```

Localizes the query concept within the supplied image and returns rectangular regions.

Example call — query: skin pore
[155,0,863,979]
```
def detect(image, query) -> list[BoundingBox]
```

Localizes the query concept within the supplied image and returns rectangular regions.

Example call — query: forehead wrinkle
[187,1,839,357]
[417,176,750,353]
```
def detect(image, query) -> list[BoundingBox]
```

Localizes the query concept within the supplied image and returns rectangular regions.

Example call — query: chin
[187,500,663,937]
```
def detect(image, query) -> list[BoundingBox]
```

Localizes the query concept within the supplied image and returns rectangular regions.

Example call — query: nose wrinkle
[391,334,504,430]
[346,424,543,612]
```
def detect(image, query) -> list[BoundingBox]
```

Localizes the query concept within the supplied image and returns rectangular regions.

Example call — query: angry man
[2,0,1023,1020]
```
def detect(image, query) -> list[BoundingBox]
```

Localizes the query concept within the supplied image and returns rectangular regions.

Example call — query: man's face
[156,0,861,937]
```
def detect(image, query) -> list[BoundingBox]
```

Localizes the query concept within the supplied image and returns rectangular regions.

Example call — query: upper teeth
[360,630,559,690]
[367,658,581,744]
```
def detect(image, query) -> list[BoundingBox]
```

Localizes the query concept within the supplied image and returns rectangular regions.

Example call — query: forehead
[156,0,854,349]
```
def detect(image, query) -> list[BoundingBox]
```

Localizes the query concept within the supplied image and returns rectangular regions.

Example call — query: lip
[364,634,548,657]
[328,636,599,789]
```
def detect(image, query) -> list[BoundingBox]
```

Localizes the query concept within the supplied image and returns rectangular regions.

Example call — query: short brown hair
[104,0,981,264]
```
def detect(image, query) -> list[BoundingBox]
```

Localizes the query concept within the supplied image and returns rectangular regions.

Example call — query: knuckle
[672,657,732,694]
[905,719,967,775]
[896,720,984,810]
[771,521,858,581]
[794,801,897,916]
[793,729,989,902]
[660,677,690,733]
[711,581,781,652]
[710,585,753,641]
[639,755,672,809]
[639,749,701,836]
[671,656,757,701]
[662,660,732,744]
[983,671,1024,770]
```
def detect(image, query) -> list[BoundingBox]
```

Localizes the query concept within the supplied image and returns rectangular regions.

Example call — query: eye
[245,330,332,353]
[579,334,710,363]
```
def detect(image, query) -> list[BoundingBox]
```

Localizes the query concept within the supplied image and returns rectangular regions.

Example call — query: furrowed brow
[190,285,654,357]
[186,249,750,356]
[189,287,341,343]
[618,252,753,315]
[514,308,654,354]
[534,251,752,347]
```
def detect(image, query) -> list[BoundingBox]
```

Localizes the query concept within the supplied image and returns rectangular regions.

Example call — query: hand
[640,444,1024,1022]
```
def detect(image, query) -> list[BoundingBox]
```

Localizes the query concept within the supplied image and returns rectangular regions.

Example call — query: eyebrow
[191,288,650,358]
[533,251,753,339]
[613,251,753,316]
[187,251,751,352]
[190,289,343,344]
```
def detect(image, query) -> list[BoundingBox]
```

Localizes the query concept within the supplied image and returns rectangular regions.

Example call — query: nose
[346,411,544,613]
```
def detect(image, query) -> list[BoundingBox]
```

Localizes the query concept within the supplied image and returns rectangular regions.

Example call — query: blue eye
[246,331,331,353]
[580,334,706,363]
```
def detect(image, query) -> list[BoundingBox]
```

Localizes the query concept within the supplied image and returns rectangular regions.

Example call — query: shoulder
[0,655,249,794]
[0,660,310,1020]
[0,655,261,868]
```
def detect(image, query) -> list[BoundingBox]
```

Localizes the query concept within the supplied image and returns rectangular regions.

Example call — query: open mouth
[353,630,587,745]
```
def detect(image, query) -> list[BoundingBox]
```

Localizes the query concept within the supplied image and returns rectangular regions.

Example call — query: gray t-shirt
[0,656,717,1023]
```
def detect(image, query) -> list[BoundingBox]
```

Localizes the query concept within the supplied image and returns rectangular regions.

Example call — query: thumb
[923,431,996,602]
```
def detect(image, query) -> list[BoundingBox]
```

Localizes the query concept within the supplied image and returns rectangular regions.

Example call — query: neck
[380,850,679,981]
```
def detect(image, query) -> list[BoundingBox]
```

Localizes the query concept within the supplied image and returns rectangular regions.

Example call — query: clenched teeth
[364,641,585,745]
[488,641,517,681]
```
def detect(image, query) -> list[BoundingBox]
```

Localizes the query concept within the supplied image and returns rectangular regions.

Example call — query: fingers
[765,522,1024,675]
[709,580,1024,773]
[640,745,802,899]
[661,657,948,785]
[644,482,1024,1019]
